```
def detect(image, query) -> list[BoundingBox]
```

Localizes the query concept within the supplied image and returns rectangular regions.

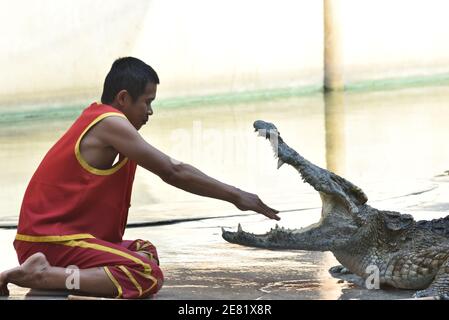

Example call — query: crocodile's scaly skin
[222,120,449,299]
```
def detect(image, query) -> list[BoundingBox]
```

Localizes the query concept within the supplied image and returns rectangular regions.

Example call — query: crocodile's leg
[414,257,449,299]
[329,265,351,275]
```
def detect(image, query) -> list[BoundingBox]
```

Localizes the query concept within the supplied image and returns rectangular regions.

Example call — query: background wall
[340,0,449,82]
[1,0,449,103]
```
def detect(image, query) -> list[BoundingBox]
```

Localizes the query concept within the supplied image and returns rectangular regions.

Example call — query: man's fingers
[260,204,280,219]
[251,197,280,220]
[258,199,279,214]
[262,207,280,221]
[264,204,279,214]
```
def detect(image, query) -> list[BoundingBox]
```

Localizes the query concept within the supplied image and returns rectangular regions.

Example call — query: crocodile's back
[416,216,449,239]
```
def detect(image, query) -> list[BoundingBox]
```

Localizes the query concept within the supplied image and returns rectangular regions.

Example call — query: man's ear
[116,90,131,107]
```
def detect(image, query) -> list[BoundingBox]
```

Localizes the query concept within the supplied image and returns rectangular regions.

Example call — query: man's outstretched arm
[97,116,280,220]
[160,162,280,220]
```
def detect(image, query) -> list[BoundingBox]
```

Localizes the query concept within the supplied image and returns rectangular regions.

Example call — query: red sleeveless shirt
[16,103,137,243]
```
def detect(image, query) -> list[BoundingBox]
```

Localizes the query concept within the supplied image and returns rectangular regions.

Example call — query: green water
[1,85,449,226]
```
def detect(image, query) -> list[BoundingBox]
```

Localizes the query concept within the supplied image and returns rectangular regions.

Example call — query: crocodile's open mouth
[221,121,334,246]
[221,120,366,247]
[221,193,338,247]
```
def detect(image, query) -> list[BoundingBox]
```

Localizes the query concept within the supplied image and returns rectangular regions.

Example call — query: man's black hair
[101,57,160,104]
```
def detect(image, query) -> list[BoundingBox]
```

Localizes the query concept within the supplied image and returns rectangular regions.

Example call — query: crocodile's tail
[416,215,449,238]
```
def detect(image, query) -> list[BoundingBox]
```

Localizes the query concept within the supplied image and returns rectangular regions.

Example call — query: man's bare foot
[0,252,50,292]
[0,271,10,296]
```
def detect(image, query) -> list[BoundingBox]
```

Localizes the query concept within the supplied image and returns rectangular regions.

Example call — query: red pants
[14,237,164,299]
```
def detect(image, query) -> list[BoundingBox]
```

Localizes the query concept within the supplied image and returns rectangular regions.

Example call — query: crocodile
[222,120,449,298]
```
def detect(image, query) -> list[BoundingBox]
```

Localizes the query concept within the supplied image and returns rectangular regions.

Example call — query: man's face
[122,82,157,130]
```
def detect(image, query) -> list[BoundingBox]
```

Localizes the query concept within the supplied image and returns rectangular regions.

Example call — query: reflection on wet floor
[1,85,449,299]
[324,91,346,176]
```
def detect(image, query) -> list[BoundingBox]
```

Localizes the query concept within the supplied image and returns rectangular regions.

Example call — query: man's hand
[233,189,280,221]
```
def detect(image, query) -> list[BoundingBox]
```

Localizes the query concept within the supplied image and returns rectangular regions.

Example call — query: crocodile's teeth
[237,223,242,232]
[277,159,285,169]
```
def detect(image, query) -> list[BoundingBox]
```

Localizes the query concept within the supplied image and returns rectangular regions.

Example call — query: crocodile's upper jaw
[253,119,366,211]
[253,120,339,219]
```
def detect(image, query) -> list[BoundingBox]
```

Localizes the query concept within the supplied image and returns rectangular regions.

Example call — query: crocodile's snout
[253,120,279,139]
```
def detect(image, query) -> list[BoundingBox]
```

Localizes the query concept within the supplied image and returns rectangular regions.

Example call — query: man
[0,57,279,299]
